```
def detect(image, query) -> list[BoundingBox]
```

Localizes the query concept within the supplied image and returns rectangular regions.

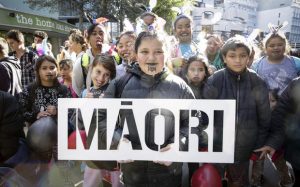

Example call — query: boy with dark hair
[203,35,283,186]
[30,30,49,56]
[33,30,48,44]
[6,29,38,89]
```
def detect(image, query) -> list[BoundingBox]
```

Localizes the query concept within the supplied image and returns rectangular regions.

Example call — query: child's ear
[222,55,226,64]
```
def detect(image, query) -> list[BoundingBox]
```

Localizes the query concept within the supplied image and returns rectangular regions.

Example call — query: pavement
[17,155,291,187]
[24,125,293,187]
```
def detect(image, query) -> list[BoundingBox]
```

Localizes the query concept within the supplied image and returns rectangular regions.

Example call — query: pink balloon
[191,163,222,187]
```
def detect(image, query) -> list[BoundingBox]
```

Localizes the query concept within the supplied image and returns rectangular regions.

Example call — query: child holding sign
[95,31,195,187]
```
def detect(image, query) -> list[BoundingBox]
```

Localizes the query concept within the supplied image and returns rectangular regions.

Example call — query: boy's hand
[254,146,275,159]
[153,144,173,166]
[46,105,57,115]
[85,91,94,98]
[37,111,51,119]
[117,137,134,164]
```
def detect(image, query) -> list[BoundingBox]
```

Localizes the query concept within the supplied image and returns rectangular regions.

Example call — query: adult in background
[6,29,38,89]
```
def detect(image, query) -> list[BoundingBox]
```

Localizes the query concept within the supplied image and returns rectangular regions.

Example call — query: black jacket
[203,68,275,162]
[272,77,300,170]
[88,64,194,186]
[0,91,25,164]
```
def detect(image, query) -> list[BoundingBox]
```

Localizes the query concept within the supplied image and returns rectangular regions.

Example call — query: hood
[0,56,20,69]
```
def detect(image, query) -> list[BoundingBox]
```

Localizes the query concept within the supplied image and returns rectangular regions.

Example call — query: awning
[0,7,76,36]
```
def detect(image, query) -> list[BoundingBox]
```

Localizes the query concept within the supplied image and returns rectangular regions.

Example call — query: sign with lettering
[0,7,75,34]
[58,99,236,163]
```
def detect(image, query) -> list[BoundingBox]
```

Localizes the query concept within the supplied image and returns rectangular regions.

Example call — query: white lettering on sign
[15,13,71,32]
[58,98,236,163]
[16,14,33,25]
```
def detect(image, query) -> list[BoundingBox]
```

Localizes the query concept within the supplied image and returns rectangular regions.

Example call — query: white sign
[58,99,236,163]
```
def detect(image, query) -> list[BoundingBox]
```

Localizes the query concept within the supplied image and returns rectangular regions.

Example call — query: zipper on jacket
[235,75,241,139]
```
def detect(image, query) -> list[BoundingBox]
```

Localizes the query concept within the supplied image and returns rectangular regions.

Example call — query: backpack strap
[289,56,300,75]
[81,53,90,88]
[115,72,133,98]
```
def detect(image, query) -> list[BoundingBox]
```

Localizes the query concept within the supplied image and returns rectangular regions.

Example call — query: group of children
[1,6,300,187]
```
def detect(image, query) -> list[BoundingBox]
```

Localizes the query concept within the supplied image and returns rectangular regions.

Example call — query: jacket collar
[225,67,248,79]
[127,64,169,87]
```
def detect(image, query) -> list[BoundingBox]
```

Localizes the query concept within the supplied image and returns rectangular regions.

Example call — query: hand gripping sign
[58,99,235,163]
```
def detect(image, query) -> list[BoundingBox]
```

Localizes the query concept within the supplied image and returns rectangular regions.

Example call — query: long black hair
[34,55,60,87]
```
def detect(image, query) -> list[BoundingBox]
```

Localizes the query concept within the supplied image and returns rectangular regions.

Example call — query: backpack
[0,57,22,96]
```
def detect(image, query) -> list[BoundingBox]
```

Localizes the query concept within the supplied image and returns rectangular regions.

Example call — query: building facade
[192,0,258,40]
[257,0,300,48]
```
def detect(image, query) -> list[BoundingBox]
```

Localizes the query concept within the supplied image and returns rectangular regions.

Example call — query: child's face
[59,65,72,80]
[91,64,111,89]
[137,38,165,76]
[223,47,249,74]
[174,18,191,43]
[7,38,21,52]
[269,92,277,111]
[39,60,58,86]
[143,15,155,25]
[34,36,43,44]
[117,35,135,63]
[89,26,104,51]
[266,37,285,60]
[187,61,206,85]
[69,37,81,53]
[206,37,221,56]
